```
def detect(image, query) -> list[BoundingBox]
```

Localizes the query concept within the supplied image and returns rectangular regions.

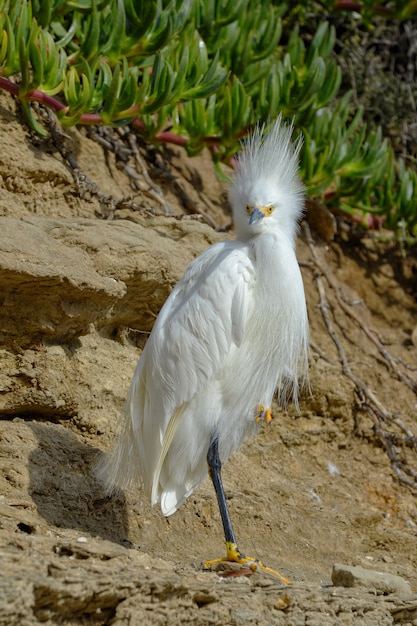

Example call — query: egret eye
[246,205,252,215]
[266,205,274,216]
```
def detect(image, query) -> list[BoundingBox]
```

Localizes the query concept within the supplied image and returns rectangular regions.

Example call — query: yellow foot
[204,541,290,584]
[255,405,273,425]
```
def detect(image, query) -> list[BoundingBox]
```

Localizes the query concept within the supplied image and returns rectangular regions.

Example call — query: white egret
[98,116,309,581]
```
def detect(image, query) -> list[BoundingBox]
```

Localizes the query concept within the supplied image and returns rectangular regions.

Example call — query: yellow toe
[204,542,290,584]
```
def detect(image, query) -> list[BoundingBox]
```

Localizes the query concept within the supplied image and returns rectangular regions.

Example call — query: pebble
[332,563,411,595]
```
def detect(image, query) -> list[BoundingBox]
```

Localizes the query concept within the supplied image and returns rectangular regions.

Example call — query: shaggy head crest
[229,115,304,242]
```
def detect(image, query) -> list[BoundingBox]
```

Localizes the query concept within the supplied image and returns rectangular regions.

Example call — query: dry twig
[302,221,417,491]
[39,110,158,219]
[86,125,220,228]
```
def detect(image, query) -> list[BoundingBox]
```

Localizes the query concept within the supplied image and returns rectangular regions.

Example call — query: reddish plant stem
[132,119,188,146]
[0,76,190,140]
[0,76,243,148]
[333,0,397,15]
[0,76,19,96]
[0,76,389,233]
[334,0,363,9]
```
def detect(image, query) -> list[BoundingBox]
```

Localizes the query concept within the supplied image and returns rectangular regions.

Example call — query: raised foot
[255,405,273,425]
[204,541,290,584]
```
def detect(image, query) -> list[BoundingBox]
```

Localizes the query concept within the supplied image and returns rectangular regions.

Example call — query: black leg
[207,436,236,545]
[205,434,290,582]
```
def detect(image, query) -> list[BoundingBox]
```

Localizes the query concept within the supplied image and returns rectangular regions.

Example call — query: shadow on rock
[28,421,129,544]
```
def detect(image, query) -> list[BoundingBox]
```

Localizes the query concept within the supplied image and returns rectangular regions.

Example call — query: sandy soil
[0,92,417,625]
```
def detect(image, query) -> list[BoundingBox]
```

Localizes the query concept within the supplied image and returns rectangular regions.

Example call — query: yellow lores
[246,204,274,217]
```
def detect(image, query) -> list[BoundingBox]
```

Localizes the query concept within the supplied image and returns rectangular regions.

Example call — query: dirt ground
[0,92,417,625]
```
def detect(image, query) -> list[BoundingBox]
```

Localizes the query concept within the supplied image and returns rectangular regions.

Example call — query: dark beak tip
[248,207,264,226]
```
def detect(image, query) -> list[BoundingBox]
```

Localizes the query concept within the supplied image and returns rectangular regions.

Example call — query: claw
[255,406,273,425]
[255,405,265,424]
[204,541,290,584]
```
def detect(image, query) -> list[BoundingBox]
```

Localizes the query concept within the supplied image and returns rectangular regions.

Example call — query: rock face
[0,217,125,347]
[0,215,224,420]
[1,92,417,625]
[0,215,223,348]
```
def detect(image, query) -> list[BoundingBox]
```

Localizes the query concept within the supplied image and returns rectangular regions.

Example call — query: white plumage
[98,116,309,574]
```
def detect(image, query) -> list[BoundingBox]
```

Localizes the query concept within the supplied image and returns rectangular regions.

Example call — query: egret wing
[149,241,255,409]
[138,242,255,494]
[99,241,255,504]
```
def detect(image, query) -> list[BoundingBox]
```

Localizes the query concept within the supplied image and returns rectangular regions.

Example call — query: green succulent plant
[0,0,416,237]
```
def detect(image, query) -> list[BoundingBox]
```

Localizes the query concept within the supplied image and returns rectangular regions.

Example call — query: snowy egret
[98,116,309,581]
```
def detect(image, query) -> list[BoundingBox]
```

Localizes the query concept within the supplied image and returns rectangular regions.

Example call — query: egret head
[229,116,304,243]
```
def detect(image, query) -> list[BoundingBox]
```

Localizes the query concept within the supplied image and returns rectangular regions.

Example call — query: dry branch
[302,221,417,491]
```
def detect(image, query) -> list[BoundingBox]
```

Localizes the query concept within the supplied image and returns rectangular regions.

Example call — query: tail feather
[95,403,144,495]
